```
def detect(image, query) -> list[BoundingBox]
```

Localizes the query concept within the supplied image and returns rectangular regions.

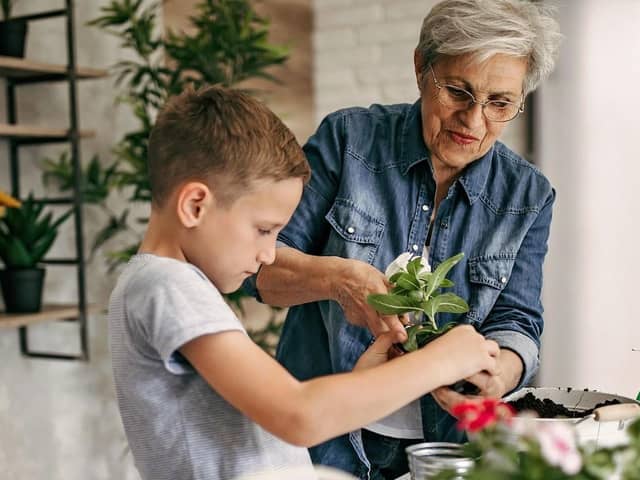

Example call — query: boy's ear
[176,181,213,228]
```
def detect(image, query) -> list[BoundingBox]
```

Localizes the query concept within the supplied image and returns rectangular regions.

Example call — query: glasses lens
[439,85,473,109]
[438,84,521,122]
[484,101,520,122]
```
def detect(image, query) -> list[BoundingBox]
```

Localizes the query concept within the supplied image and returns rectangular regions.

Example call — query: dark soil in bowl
[507,392,621,418]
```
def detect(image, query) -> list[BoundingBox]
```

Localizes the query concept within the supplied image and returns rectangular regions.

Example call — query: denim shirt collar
[401,100,494,205]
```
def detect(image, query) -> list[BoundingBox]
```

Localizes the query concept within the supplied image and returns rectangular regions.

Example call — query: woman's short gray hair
[416,0,562,94]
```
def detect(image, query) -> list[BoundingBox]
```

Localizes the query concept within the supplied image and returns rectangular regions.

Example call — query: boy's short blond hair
[148,85,310,208]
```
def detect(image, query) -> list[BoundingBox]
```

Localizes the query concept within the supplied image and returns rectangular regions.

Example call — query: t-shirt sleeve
[125,260,244,374]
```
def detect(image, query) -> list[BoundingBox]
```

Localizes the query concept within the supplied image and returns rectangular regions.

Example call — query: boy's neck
[139,209,186,261]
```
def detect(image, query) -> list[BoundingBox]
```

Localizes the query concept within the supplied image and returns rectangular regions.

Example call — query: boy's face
[189,177,303,293]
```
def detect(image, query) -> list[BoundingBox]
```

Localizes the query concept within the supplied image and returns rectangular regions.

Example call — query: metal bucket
[504,387,640,447]
[405,442,474,479]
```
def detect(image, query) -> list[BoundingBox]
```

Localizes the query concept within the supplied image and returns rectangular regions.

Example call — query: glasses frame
[428,65,525,123]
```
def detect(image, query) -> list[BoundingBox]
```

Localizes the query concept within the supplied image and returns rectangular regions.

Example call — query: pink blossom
[535,422,582,475]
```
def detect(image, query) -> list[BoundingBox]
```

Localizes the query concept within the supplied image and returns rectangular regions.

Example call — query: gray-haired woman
[247,1,563,478]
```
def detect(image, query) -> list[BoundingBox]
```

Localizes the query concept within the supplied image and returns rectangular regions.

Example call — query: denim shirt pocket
[466,253,517,323]
[324,198,385,264]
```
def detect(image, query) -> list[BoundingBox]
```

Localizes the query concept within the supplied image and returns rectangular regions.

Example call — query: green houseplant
[0,0,28,58]
[0,194,71,313]
[41,0,291,352]
[367,252,470,352]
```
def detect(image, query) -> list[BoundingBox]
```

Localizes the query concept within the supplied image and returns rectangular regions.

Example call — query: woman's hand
[332,258,407,341]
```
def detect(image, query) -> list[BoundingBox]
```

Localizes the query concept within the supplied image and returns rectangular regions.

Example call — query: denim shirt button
[347,226,355,234]
[412,244,419,251]
[501,276,507,283]
[422,204,430,212]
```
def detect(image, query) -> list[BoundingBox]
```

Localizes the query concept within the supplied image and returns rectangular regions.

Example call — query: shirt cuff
[483,330,540,393]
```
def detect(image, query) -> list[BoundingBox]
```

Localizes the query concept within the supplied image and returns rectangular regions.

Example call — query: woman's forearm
[256,247,344,307]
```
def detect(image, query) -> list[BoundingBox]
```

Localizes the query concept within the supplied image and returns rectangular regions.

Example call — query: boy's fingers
[381,314,407,342]
[368,332,396,354]
[486,339,500,357]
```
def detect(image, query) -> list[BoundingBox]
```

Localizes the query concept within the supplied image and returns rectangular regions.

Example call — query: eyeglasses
[429,65,524,123]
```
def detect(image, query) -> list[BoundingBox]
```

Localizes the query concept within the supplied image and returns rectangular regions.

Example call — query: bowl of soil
[504,387,640,447]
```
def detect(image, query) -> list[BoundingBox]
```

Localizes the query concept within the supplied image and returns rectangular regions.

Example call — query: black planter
[0,268,46,313]
[0,19,28,58]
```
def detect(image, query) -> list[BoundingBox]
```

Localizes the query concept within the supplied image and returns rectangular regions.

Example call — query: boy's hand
[427,325,499,386]
[353,331,404,370]
[432,348,524,413]
[332,258,407,341]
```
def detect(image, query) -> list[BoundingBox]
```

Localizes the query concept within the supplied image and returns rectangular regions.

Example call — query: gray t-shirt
[109,254,311,480]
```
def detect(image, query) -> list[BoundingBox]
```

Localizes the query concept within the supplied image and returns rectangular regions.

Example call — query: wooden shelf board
[0,56,108,80]
[0,123,94,139]
[0,303,102,329]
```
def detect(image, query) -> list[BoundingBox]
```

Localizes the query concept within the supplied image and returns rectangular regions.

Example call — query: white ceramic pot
[504,387,640,447]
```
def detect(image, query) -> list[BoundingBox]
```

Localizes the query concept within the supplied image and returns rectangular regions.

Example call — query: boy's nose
[257,243,276,266]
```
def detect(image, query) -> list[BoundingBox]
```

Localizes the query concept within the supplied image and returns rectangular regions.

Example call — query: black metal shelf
[1,1,98,361]
[0,9,67,24]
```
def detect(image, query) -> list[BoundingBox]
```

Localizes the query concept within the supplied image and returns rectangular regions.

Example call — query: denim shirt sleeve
[479,188,556,390]
[242,112,346,300]
[277,112,346,253]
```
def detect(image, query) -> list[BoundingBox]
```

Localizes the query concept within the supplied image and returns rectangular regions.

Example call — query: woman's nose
[458,101,485,129]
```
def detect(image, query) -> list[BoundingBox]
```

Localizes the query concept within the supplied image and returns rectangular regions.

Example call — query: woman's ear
[176,181,213,228]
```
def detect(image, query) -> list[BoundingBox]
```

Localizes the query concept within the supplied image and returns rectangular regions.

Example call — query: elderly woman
[247,0,562,478]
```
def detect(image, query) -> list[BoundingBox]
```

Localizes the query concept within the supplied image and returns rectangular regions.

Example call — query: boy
[108,85,498,480]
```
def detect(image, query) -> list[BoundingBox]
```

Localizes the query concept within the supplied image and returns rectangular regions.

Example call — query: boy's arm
[256,247,406,339]
[180,325,498,447]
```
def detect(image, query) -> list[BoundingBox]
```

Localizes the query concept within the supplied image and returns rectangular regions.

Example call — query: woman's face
[417,53,528,175]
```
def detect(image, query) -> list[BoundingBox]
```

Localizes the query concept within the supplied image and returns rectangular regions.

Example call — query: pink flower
[452,399,515,433]
[534,422,582,475]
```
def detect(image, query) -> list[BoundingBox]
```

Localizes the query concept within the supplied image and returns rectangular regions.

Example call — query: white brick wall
[311,0,527,155]
[313,0,432,122]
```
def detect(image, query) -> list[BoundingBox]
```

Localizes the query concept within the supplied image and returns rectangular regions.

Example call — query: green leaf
[425,252,465,298]
[439,278,454,288]
[396,273,420,291]
[366,294,425,315]
[389,271,403,283]
[428,292,470,315]
[401,322,456,352]
[407,256,423,277]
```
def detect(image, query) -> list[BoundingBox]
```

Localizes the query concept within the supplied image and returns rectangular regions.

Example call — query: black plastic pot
[0,19,28,58]
[0,267,46,313]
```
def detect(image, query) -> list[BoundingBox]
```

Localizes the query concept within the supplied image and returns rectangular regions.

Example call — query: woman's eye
[445,86,469,98]
[258,228,272,236]
[489,100,509,109]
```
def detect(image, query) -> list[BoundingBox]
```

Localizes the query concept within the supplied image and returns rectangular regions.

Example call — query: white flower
[384,252,430,278]
[535,422,582,475]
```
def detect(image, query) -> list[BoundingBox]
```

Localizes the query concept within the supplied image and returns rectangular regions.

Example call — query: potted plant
[0,194,71,313]
[0,0,28,58]
[368,252,482,393]
[367,252,470,351]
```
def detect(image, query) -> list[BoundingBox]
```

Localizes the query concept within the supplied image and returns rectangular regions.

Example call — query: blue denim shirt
[245,101,554,475]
